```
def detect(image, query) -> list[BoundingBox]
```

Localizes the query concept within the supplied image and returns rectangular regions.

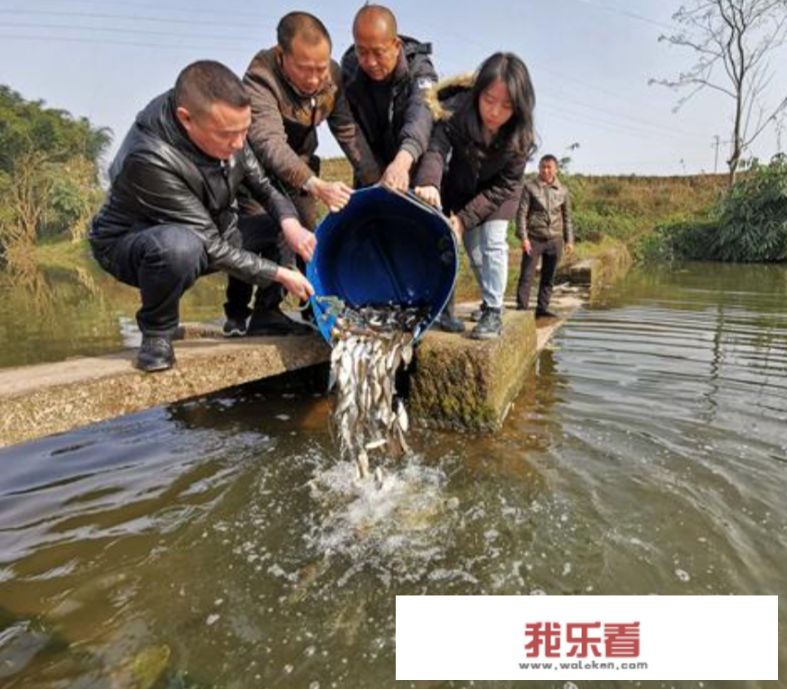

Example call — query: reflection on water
[0,257,228,369]
[0,263,786,688]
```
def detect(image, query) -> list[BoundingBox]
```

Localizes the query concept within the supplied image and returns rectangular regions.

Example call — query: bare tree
[651,0,787,184]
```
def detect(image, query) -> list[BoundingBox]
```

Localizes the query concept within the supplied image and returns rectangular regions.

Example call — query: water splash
[305,458,460,582]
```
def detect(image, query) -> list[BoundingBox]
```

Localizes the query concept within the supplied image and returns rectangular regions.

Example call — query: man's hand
[449,214,465,242]
[522,238,532,255]
[307,177,352,213]
[565,241,575,256]
[274,266,314,302]
[414,185,441,208]
[281,218,316,263]
[381,150,414,193]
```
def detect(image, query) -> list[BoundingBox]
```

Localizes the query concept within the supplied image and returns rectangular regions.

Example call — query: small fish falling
[321,298,427,483]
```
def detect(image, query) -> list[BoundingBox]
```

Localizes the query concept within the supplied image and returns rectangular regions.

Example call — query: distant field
[319,157,728,300]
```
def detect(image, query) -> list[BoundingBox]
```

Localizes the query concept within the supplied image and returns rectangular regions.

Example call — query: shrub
[708,155,787,262]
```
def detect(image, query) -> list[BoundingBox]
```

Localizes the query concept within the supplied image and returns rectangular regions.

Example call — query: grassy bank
[566,173,726,247]
[23,163,745,305]
[33,236,93,269]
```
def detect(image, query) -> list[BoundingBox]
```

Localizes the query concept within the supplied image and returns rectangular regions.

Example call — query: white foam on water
[305,458,460,571]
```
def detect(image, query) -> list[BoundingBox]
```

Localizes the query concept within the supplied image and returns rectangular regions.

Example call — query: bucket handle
[378,184,452,224]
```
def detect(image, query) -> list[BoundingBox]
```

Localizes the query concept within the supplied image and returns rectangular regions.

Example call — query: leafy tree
[0,85,111,265]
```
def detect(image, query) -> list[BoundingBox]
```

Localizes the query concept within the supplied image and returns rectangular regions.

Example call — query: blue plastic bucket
[307,186,458,344]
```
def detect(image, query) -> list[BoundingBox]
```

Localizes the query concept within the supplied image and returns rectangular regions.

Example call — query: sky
[1,0,785,176]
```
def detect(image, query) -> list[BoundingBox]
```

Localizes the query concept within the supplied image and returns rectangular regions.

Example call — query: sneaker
[535,308,559,319]
[472,302,505,321]
[222,315,248,338]
[470,308,502,340]
[435,310,466,333]
[247,309,315,336]
[136,335,175,373]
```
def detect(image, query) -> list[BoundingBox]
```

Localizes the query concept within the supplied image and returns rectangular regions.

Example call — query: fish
[325,302,429,483]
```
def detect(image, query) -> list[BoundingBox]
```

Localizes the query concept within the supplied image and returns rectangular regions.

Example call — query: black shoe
[136,336,175,373]
[435,310,466,333]
[222,315,248,338]
[470,308,502,340]
[247,309,314,336]
[535,309,559,319]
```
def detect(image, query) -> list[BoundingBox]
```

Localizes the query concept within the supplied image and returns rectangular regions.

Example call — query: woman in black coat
[415,52,536,339]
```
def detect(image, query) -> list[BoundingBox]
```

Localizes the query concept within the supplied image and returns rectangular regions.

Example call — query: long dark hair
[465,52,536,157]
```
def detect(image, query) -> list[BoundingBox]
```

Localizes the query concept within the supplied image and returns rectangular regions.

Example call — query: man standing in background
[515,154,575,318]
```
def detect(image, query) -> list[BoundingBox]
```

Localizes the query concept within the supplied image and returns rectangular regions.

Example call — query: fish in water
[324,301,428,482]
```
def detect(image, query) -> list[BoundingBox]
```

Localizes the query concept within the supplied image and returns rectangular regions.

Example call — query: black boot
[535,308,559,319]
[247,309,314,336]
[470,307,503,340]
[136,335,175,372]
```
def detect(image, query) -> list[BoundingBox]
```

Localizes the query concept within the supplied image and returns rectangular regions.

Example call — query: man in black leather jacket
[90,60,315,372]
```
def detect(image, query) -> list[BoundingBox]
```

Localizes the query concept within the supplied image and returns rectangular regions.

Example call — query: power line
[540,106,696,144]
[0,22,268,44]
[0,8,275,32]
[537,87,707,141]
[0,33,248,53]
[557,0,676,32]
[2,0,275,21]
[0,21,267,43]
[412,9,710,133]
[0,4,712,150]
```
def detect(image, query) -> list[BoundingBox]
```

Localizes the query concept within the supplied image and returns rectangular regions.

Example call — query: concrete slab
[0,245,631,447]
[0,332,329,449]
[407,289,586,432]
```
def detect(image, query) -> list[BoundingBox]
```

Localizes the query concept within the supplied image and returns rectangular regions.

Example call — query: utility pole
[712,135,721,174]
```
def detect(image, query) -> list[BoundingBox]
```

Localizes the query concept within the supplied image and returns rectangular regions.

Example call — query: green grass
[24,160,736,284]
[33,236,92,268]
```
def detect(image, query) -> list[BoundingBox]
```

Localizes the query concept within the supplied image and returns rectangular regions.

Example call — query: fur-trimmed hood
[425,72,475,121]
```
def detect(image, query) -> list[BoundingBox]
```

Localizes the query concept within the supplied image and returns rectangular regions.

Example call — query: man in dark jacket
[341,4,437,191]
[90,60,315,373]
[515,154,575,318]
[223,11,381,336]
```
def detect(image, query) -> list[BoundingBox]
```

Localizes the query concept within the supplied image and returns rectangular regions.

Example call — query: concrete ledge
[0,333,329,448]
[564,244,633,289]
[0,243,633,447]
[408,310,538,432]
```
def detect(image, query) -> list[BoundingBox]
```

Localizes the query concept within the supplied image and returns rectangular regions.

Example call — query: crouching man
[89,60,315,373]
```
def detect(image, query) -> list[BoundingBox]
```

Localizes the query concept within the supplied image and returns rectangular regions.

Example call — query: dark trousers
[516,237,564,312]
[225,192,318,321]
[224,213,289,321]
[94,224,210,337]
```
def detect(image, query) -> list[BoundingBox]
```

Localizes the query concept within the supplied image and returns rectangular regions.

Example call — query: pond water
[0,262,785,688]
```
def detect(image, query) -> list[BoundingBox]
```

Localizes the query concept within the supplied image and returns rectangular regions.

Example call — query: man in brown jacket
[223,11,381,337]
[515,154,575,319]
